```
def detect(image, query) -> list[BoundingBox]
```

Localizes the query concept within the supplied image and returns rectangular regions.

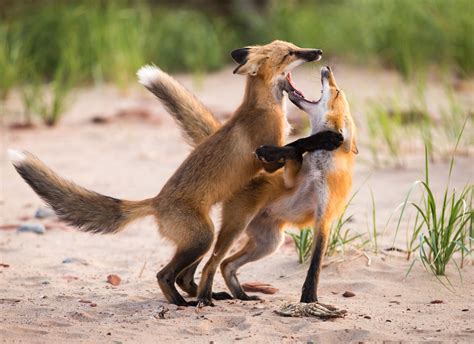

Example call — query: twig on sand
[351,248,372,266]
[322,257,346,267]
[0,224,19,230]
[323,249,370,268]
[154,305,169,319]
[138,261,147,278]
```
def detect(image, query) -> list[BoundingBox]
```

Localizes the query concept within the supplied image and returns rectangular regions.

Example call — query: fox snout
[321,65,331,78]
[321,66,338,87]
[295,49,323,62]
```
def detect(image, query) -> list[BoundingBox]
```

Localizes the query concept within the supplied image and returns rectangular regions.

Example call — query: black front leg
[255,130,343,166]
[287,130,343,153]
[256,146,302,165]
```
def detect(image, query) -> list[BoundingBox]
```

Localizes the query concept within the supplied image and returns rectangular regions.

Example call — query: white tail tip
[7,149,26,165]
[137,65,162,88]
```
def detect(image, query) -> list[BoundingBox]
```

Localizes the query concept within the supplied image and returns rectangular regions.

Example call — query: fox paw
[315,131,344,151]
[255,146,295,163]
[212,291,233,300]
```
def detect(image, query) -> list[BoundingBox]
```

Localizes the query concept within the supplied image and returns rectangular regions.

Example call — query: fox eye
[288,51,295,56]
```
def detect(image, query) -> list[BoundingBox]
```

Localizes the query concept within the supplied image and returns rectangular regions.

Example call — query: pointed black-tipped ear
[231,47,250,65]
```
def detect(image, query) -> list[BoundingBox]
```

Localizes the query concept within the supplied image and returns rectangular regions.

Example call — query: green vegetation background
[1,0,473,99]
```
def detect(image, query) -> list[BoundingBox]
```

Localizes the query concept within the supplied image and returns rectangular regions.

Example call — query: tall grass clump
[414,149,472,277]
[398,126,473,281]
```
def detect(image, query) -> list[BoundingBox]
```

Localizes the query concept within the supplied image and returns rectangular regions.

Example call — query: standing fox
[143,65,356,305]
[9,41,342,306]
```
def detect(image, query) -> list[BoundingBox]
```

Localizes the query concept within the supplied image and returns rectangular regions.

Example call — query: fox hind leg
[221,213,284,300]
[176,258,232,300]
[176,259,201,297]
[156,212,214,306]
[196,199,265,306]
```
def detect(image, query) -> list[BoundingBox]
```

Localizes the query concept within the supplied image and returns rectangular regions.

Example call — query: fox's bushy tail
[137,65,221,147]
[9,150,155,234]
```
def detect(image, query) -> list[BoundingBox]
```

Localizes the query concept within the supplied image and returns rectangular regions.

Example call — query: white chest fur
[267,150,333,223]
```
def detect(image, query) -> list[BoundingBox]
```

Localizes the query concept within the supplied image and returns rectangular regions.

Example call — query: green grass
[1,0,472,86]
[268,0,474,79]
[440,88,474,151]
[367,189,379,254]
[287,228,313,264]
[0,0,472,124]
[366,100,405,167]
[397,125,473,283]
[415,147,472,278]
[365,85,473,167]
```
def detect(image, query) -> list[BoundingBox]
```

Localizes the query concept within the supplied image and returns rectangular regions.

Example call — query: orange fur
[11,40,324,306]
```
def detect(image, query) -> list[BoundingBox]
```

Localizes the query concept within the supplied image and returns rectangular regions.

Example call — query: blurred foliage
[365,86,473,168]
[0,0,473,98]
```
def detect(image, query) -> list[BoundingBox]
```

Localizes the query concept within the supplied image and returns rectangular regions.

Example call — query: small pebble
[107,274,121,286]
[364,315,371,319]
[34,207,56,219]
[62,258,88,265]
[430,300,444,304]
[17,223,46,235]
[342,291,355,298]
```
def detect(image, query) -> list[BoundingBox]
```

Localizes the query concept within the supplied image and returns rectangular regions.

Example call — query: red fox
[9,41,342,306]
[143,65,356,305]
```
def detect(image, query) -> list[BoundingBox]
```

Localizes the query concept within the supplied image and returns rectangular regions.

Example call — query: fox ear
[231,47,266,76]
[231,47,250,65]
[343,116,358,154]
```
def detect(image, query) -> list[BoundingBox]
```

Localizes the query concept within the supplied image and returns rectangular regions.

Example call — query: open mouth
[285,73,305,98]
[288,66,332,106]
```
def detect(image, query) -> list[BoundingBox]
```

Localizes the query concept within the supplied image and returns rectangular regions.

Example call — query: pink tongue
[286,73,304,97]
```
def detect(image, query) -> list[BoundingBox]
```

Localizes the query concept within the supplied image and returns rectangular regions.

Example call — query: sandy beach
[1,65,473,343]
